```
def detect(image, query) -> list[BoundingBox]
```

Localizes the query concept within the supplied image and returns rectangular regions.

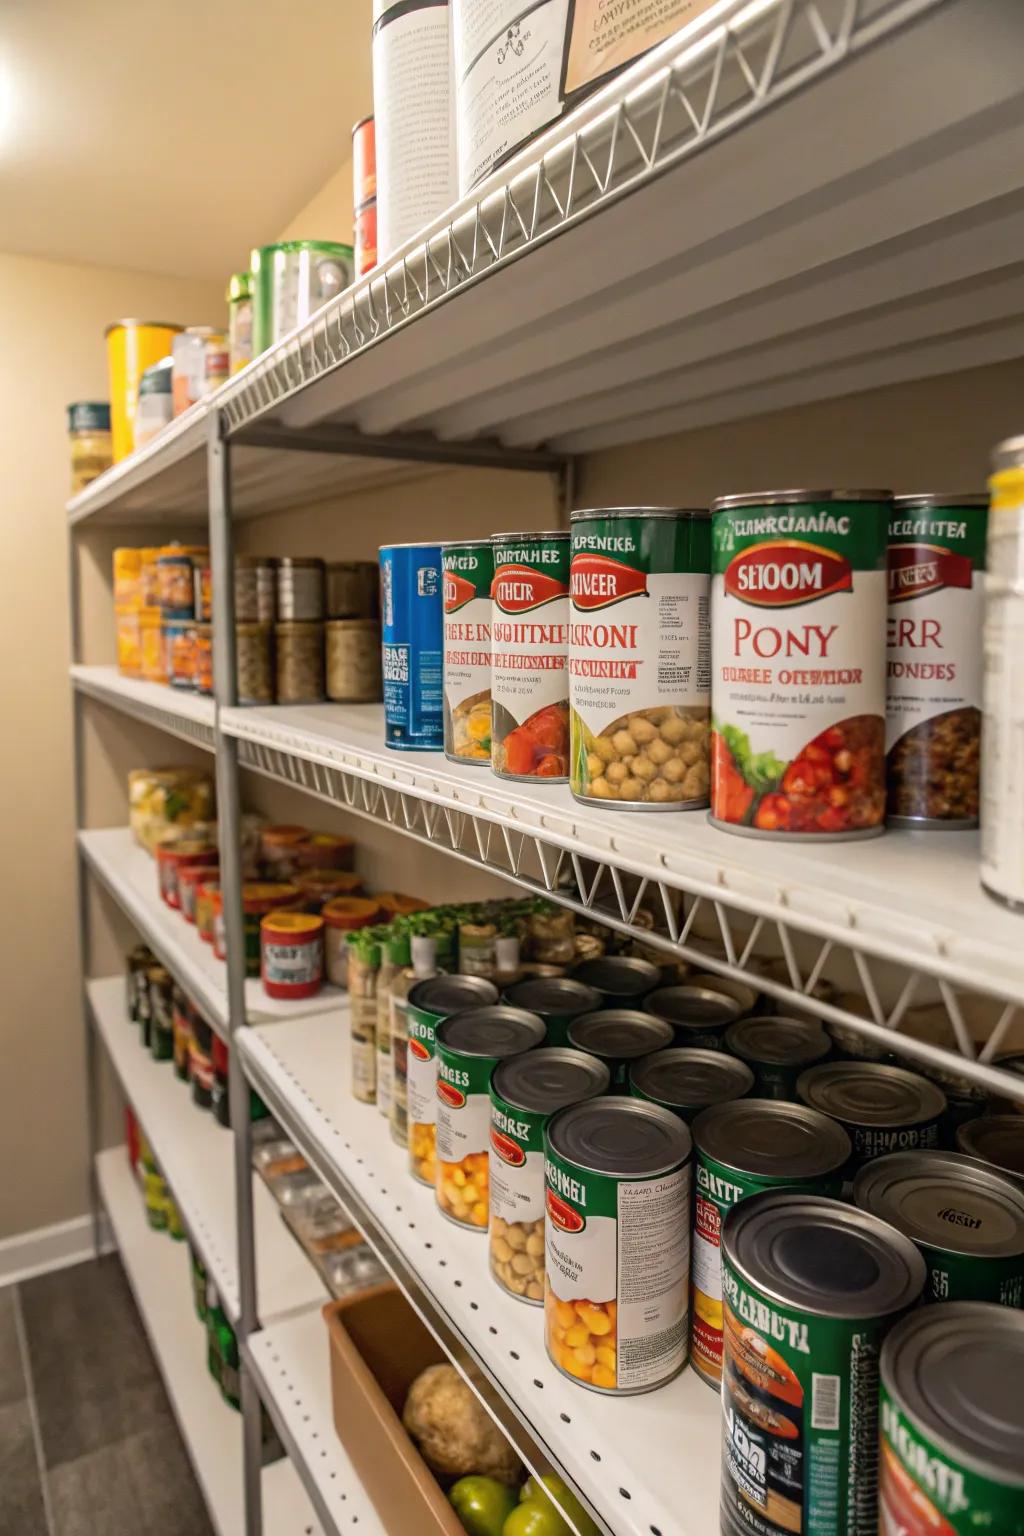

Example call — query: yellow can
[105,319,183,461]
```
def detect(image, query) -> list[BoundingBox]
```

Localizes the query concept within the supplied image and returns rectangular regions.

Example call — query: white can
[981,435,1024,910]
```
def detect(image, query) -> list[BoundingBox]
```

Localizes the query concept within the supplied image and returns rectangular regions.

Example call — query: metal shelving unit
[67,2,1024,1533]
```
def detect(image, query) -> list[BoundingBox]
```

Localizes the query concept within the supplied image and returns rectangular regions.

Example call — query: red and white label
[723,541,852,606]
[570,553,648,609]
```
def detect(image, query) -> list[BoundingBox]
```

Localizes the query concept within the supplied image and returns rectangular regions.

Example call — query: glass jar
[236,623,273,704]
[67,402,112,493]
[322,897,381,986]
[133,359,173,450]
[347,930,383,1104]
[375,929,410,1119]
[276,621,325,703]
[227,271,254,374]
[389,978,412,1148]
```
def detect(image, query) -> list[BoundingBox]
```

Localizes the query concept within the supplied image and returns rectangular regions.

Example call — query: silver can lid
[956,1115,1024,1179]
[407,974,499,1017]
[503,977,603,1021]
[567,1010,673,1062]
[643,985,742,1031]
[853,1151,1024,1259]
[891,493,988,510]
[569,955,661,1003]
[436,1006,546,1060]
[693,1100,851,1179]
[491,530,570,542]
[569,507,708,521]
[712,488,892,511]
[722,1192,926,1319]
[629,1048,753,1111]
[797,1061,947,1127]
[492,1048,610,1115]
[881,1303,1024,1486]
[547,1095,692,1178]
[725,1016,831,1068]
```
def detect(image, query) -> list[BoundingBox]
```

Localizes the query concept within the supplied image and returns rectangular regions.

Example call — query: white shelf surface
[72,664,216,750]
[246,1309,387,1536]
[79,825,345,1030]
[90,975,326,1328]
[238,1011,720,1536]
[97,1147,325,1536]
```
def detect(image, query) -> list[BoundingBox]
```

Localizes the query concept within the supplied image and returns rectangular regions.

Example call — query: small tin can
[260,912,324,1001]
[491,530,571,781]
[326,561,378,620]
[193,623,213,695]
[642,984,742,1050]
[501,977,603,1048]
[854,1150,1024,1306]
[435,1006,546,1230]
[720,1192,925,1536]
[880,1302,1024,1534]
[686,971,760,1017]
[797,1060,947,1169]
[275,620,325,704]
[629,1047,753,1122]
[489,1048,610,1304]
[163,618,196,689]
[354,199,377,278]
[957,1114,1024,1179]
[236,622,273,704]
[193,564,212,622]
[235,557,276,624]
[441,539,493,765]
[724,1015,832,1100]
[326,619,382,702]
[544,1097,692,1393]
[569,954,661,1007]
[886,494,987,827]
[276,557,325,621]
[353,114,376,208]
[405,975,499,1188]
[380,542,444,751]
[982,437,1024,909]
[566,1010,673,1088]
[691,1101,851,1390]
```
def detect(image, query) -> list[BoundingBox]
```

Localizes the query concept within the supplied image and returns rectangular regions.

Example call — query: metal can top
[891,493,988,510]
[881,1303,1024,1486]
[567,1010,673,1062]
[725,1016,831,1067]
[643,985,742,1031]
[436,1006,546,1060]
[440,538,493,550]
[797,1061,947,1126]
[956,1115,1024,1179]
[629,1048,753,1110]
[547,1095,692,1178]
[569,507,708,521]
[406,974,499,1018]
[378,541,442,552]
[712,488,892,511]
[502,977,603,1022]
[569,955,662,1003]
[990,435,1024,473]
[692,1100,851,1179]
[492,1048,610,1115]
[723,1191,926,1319]
[853,1151,1024,1259]
[491,530,570,542]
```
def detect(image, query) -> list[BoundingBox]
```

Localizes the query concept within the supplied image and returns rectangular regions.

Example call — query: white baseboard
[0,1211,115,1286]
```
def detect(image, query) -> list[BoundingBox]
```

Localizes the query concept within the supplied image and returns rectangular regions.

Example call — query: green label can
[405,975,499,1187]
[724,1016,832,1101]
[720,1192,925,1536]
[569,508,711,809]
[629,1047,754,1123]
[501,977,602,1048]
[797,1061,947,1169]
[880,1303,1024,1534]
[565,1010,673,1088]
[442,539,493,765]
[491,531,571,781]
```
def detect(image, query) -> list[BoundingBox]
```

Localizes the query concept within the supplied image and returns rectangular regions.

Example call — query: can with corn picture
[405,975,499,1188]
[442,539,493,764]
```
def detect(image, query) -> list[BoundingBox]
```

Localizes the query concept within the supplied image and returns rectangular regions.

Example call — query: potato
[403,1364,522,1483]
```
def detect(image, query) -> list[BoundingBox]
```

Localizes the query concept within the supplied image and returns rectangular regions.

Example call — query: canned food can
[275,621,325,704]
[568,954,661,1006]
[797,1060,946,1169]
[405,975,499,1187]
[720,1192,925,1535]
[691,1101,851,1390]
[355,199,377,278]
[880,1302,1024,1534]
[956,1114,1024,1179]
[724,1016,832,1100]
[886,495,987,827]
[544,1097,692,1393]
[352,113,376,207]
[235,557,276,624]
[501,977,603,1048]
[711,489,890,840]
[326,561,378,620]
[105,319,183,461]
[491,531,571,781]
[441,540,493,765]
[276,557,325,621]
[566,1010,673,1088]
[326,619,382,703]
[435,1006,546,1230]
[380,542,444,751]
[687,971,761,1017]
[643,985,742,1050]
[629,1047,753,1122]
[982,438,1024,909]
[854,1150,1024,1306]
[569,508,711,808]
[268,241,352,341]
[489,1048,610,1304]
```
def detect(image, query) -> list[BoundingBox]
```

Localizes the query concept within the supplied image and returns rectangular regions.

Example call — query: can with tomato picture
[491,531,571,781]
[710,489,890,839]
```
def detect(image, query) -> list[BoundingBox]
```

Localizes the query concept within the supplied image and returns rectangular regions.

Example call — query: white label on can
[374,3,457,260]
[436,1090,490,1162]
[263,940,321,984]
[489,1109,543,1225]
[407,1020,437,1127]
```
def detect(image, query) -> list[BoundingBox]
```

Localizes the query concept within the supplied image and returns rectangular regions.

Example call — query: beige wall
[0,250,224,1240]
[277,156,355,248]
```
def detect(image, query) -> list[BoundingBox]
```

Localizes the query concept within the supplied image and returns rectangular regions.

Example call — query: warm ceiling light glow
[0,57,14,147]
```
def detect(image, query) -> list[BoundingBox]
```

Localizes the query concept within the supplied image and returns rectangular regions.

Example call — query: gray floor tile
[0,1399,49,1536]
[48,1427,215,1536]
[0,1286,27,1408]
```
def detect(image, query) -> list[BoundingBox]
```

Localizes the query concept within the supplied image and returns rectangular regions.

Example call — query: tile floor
[0,1255,214,1536]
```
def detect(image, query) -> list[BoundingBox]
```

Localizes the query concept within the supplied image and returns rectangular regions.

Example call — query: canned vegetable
[629,1046,753,1121]
[490,531,571,781]
[405,975,500,1187]
[501,977,603,1048]
[797,1060,946,1169]
[956,1114,1024,1179]
[643,984,742,1050]
[724,1015,831,1100]
[569,954,661,1006]
[441,540,493,764]
[566,1010,673,1088]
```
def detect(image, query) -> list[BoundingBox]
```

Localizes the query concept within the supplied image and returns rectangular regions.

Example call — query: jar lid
[261,911,324,938]
[322,896,381,930]
[242,882,301,914]
[67,401,111,432]
[227,271,253,303]
[138,357,173,396]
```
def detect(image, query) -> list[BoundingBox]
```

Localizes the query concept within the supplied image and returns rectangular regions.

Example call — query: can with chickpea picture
[490,1048,610,1304]
[405,975,499,1188]
[544,1096,692,1393]
[491,531,572,781]
[441,539,493,764]
[569,508,711,809]
[435,1006,546,1230]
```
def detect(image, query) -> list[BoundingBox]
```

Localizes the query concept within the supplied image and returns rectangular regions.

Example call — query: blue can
[380,542,444,751]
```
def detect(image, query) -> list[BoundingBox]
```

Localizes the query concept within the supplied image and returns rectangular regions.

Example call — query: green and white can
[853,1150,1024,1306]
[724,1015,832,1100]
[643,984,743,1050]
[797,1060,947,1169]
[566,1010,673,1088]
[501,977,603,1049]
[491,531,571,782]
[720,1192,925,1536]
[544,1097,692,1394]
[880,1302,1024,1534]
[405,974,499,1187]
[441,539,493,766]
[957,1113,1024,1179]
[629,1047,753,1123]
